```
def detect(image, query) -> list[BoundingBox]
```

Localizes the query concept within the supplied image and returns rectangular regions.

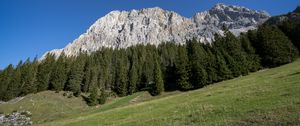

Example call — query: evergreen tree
[175,46,192,90]
[114,50,128,96]
[98,88,107,105]
[87,87,98,106]
[82,58,93,93]
[255,25,298,67]
[37,54,55,92]
[203,45,218,84]
[210,44,232,81]
[20,58,38,96]
[128,52,138,95]
[240,33,261,72]
[187,39,208,88]
[278,21,300,52]
[152,58,164,95]
[0,64,14,101]
[223,30,248,76]
[66,56,85,97]
[50,54,68,92]
[7,62,22,99]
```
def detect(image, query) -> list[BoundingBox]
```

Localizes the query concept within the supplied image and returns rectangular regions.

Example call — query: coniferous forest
[0,24,299,106]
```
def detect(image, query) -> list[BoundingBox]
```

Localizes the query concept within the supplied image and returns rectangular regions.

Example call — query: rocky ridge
[44,3,270,58]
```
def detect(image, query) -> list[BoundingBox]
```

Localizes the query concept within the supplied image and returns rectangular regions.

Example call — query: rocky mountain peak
[43,3,270,58]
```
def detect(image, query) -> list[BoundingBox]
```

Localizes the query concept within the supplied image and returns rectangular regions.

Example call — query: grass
[0,88,179,125]
[2,59,300,126]
[0,91,88,124]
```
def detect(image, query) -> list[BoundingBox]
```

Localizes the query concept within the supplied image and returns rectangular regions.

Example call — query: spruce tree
[128,60,138,95]
[50,54,67,92]
[187,39,208,88]
[37,54,55,92]
[66,56,85,97]
[203,45,218,84]
[115,50,128,96]
[98,88,107,104]
[20,58,38,96]
[152,58,164,95]
[82,58,93,93]
[7,62,22,99]
[255,25,298,67]
[278,21,300,53]
[0,64,14,101]
[240,33,261,72]
[87,87,98,106]
[175,46,193,90]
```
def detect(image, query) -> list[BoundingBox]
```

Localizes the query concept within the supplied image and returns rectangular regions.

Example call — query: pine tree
[211,45,232,81]
[37,54,55,92]
[87,87,98,106]
[175,46,193,90]
[187,39,208,88]
[203,45,218,84]
[278,21,300,53]
[114,50,128,96]
[223,30,248,76]
[66,56,85,97]
[98,88,107,104]
[152,58,164,95]
[240,33,261,72]
[82,58,93,93]
[0,64,14,101]
[50,54,67,92]
[255,25,298,67]
[20,58,38,96]
[8,62,22,98]
[128,59,138,95]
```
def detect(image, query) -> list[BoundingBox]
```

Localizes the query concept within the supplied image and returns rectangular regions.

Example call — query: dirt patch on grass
[229,106,300,126]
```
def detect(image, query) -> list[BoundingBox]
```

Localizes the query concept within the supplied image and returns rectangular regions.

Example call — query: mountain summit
[44,3,270,58]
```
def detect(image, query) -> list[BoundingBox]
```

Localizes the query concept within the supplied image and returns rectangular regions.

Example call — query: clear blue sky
[0,0,299,69]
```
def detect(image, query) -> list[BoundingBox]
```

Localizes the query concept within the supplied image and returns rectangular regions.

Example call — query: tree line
[0,24,298,106]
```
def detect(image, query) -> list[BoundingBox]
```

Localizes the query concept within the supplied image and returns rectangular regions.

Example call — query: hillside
[33,59,300,126]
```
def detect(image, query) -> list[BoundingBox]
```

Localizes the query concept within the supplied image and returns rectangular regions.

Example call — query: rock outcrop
[43,3,270,58]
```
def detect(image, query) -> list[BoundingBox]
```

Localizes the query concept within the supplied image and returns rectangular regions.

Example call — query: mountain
[43,3,270,58]
[264,6,300,25]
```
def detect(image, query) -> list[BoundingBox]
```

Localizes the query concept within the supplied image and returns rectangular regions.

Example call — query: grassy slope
[0,91,88,124]
[0,89,178,125]
[39,59,300,126]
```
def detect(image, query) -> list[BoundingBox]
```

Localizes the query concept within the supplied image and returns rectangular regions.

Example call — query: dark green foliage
[216,30,248,77]
[20,58,38,96]
[175,46,193,90]
[152,58,164,95]
[187,39,208,88]
[86,87,98,106]
[240,33,261,72]
[66,56,85,97]
[0,64,14,101]
[49,54,68,92]
[254,25,298,67]
[114,49,128,96]
[278,21,300,53]
[203,46,218,83]
[128,50,138,95]
[98,89,107,105]
[37,54,55,92]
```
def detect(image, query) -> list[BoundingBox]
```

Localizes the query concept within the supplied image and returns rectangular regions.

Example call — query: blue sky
[0,0,299,69]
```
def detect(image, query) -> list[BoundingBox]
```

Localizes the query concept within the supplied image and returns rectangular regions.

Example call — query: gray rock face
[43,3,270,58]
